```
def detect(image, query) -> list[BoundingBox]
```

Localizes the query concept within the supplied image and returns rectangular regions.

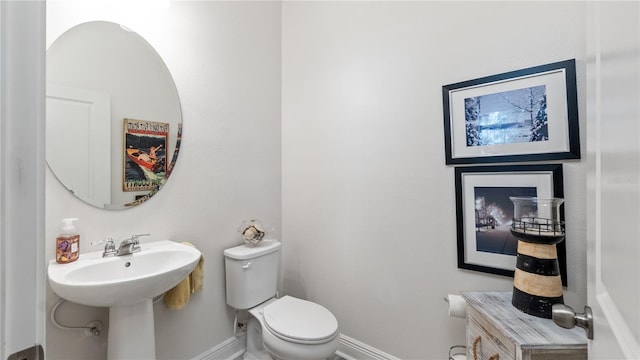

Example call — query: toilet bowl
[224,240,340,360]
[246,296,339,360]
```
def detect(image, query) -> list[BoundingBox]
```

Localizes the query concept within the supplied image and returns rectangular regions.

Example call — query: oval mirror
[46,21,182,209]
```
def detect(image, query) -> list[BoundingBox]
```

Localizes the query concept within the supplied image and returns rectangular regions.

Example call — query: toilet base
[244,318,273,360]
[244,352,272,360]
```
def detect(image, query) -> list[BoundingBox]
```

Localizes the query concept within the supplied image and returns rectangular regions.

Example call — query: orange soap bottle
[56,218,80,264]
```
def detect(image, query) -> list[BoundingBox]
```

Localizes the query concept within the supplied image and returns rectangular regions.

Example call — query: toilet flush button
[242,262,252,269]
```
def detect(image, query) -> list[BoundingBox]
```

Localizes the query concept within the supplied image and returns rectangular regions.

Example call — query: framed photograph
[123,118,169,192]
[443,59,580,164]
[455,164,567,285]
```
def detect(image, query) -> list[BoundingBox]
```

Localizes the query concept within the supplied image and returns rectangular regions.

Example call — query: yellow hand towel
[190,258,204,294]
[163,275,191,310]
[163,241,204,310]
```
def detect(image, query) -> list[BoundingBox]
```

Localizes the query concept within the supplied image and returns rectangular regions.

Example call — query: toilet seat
[262,296,338,345]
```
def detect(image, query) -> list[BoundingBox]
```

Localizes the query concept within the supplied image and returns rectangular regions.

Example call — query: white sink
[48,240,201,307]
[47,240,202,359]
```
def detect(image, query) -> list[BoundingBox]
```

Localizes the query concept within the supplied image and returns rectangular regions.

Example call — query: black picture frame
[455,164,567,285]
[443,59,580,165]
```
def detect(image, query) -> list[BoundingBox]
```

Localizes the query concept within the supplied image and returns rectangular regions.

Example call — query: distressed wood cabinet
[462,292,587,360]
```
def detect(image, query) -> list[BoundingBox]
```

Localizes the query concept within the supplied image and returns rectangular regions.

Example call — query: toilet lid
[263,296,338,343]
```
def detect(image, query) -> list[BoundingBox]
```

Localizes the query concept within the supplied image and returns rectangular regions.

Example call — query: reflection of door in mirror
[47,84,111,208]
[47,21,182,210]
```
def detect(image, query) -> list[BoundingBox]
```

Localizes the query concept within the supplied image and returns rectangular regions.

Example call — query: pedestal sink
[48,240,202,360]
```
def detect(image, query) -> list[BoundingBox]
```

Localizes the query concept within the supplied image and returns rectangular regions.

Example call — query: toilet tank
[224,239,281,310]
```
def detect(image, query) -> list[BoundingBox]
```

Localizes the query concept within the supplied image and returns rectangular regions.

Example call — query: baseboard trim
[337,334,400,360]
[194,333,399,360]
[194,333,246,360]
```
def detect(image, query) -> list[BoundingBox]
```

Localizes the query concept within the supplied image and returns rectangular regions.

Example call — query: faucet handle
[91,237,114,246]
[91,238,116,257]
[130,233,150,243]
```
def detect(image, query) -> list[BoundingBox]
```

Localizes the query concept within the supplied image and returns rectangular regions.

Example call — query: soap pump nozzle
[61,218,78,234]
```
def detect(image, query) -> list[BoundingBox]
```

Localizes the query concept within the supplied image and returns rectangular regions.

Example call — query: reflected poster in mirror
[123,118,169,192]
[167,123,182,178]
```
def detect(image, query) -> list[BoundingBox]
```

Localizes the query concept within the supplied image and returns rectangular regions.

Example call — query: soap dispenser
[56,218,80,264]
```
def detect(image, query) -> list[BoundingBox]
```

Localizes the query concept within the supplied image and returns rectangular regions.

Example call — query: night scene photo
[474,186,537,255]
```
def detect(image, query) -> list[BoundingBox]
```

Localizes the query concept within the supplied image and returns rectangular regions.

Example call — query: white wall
[281,2,588,358]
[45,2,281,359]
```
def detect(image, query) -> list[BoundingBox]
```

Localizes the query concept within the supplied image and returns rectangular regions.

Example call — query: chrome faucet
[91,234,149,257]
[91,238,117,257]
[115,234,149,256]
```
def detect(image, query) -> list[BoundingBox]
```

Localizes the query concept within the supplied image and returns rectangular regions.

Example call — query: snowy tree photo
[464,85,548,147]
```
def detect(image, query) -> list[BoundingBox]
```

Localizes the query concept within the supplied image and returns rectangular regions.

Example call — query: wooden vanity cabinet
[461,292,587,360]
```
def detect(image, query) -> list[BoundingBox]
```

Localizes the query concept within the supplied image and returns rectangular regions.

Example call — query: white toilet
[224,239,339,360]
